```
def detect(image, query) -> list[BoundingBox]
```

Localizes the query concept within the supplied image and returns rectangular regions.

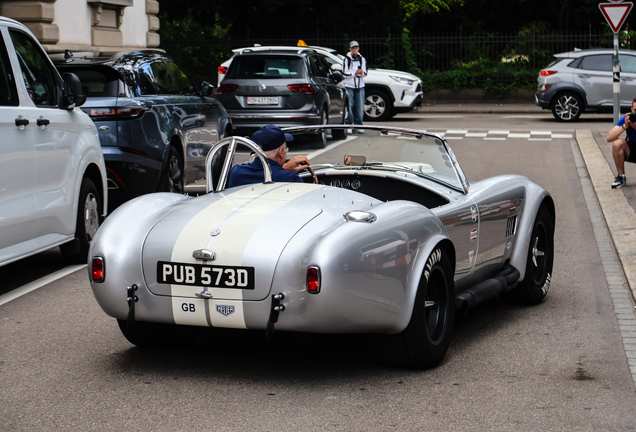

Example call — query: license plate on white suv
[247,97,279,105]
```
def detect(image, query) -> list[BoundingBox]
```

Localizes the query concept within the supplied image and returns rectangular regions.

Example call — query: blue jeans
[346,87,365,125]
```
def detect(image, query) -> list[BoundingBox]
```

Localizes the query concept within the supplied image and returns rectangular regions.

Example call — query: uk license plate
[247,96,278,105]
[157,261,255,289]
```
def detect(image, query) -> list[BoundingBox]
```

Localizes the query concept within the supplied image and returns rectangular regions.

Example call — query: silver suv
[0,17,107,265]
[535,48,636,121]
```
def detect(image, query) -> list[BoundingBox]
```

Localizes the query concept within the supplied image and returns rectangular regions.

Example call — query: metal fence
[162,30,629,86]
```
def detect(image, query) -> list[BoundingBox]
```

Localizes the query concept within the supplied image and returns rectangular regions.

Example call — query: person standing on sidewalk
[607,98,636,188]
[343,41,367,129]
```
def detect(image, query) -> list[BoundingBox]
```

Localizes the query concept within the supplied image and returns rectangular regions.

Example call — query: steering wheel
[304,165,318,184]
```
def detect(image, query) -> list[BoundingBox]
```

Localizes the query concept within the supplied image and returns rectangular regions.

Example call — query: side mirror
[200,81,215,97]
[331,63,343,72]
[344,154,366,166]
[62,73,86,109]
[331,71,344,83]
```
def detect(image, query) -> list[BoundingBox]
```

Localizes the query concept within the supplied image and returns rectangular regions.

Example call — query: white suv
[0,17,107,265]
[218,46,423,121]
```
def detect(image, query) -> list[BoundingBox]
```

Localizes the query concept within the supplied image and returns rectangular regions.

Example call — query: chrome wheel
[83,192,100,243]
[552,93,582,121]
[365,94,386,119]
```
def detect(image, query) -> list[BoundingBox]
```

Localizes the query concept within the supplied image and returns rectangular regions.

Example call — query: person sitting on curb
[607,97,636,189]
[228,124,310,187]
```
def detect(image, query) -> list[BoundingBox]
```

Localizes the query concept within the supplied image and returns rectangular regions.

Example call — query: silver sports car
[88,126,554,369]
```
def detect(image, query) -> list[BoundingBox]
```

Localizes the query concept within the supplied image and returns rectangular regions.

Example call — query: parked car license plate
[247,97,279,105]
[157,261,255,289]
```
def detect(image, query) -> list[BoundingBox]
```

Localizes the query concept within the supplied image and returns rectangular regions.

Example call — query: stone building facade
[0,0,160,54]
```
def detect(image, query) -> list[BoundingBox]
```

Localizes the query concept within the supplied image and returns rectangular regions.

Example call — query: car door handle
[15,117,29,127]
[578,74,592,78]
[37,117,50,127]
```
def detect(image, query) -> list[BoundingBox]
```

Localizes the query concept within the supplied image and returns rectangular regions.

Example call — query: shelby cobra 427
[88,126,554,369]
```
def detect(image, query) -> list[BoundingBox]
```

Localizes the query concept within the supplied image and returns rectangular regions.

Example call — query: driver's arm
[283,155,310,172]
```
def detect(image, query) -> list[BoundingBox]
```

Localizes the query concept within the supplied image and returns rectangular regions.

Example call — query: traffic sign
[599,2,633,33]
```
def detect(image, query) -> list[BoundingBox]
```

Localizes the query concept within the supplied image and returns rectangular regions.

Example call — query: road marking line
[530,131,552,135]
[529,138,553,141]
[446,130,468,134]
[488,130,510,134]
[0,264,86,307]
[306,135,357,160]
[484,137,506,140]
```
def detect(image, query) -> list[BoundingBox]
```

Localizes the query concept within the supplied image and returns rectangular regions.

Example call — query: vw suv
[218,46,424,121]
[536,48,636,121]
[216,48,348,146]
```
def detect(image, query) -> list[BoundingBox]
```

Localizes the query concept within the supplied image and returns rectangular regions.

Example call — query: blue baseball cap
[350,41,360,48]
[251,124,294,151]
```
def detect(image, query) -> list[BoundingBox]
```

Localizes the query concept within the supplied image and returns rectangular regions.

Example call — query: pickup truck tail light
[92,257,105,283]
[307,266,321,294]
[287,84,317,95]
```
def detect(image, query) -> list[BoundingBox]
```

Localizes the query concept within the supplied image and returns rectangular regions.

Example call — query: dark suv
[54,51,232,210]
[215,49,348,146]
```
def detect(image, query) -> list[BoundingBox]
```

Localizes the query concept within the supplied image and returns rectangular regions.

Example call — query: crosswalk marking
[427,130,573,141]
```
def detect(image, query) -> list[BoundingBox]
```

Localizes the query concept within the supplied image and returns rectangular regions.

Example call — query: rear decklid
[142,183,323,301]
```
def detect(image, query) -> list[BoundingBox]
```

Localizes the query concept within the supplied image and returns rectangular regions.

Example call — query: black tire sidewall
[62,177,102,263]
[158,146,184,193]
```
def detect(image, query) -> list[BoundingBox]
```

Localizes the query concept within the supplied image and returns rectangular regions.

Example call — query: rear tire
[368,247,455,369]
[157,145,184,193]
[61,177,102,264]
[332,102,348,140]
[312,109,328,148]
[117,319,197,348]
[551,92,583,122]
[364,89,393,121]
[501,205,554,305]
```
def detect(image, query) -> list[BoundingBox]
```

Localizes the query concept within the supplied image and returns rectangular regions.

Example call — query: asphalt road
[2,111,636,431]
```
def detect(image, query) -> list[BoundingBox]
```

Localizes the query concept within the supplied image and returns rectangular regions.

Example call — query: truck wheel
[157,146,184,193]
[551,92,583,122]
[501,205,554,305]
[368,247,455,369]
[364,89,393,121]
[61,177,102,263]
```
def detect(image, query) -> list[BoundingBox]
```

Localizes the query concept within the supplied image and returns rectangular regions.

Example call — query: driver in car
[228,124,311,187]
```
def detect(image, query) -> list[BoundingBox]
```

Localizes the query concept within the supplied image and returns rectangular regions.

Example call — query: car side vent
[506,215,518,238]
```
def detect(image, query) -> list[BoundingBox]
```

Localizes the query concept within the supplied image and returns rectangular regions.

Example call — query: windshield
[285,127,468,192]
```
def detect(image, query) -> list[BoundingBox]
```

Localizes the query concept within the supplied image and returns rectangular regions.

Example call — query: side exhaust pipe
[455,265,520,314]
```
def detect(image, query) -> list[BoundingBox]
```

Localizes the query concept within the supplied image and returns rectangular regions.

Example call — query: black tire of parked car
[313,109,328,148]
[551,91,583,122]
[501,205,554,305]
[117,319,197,348]
[157,145,184,193]
[332,101,348,140]
[368,247,455,369]
[61,177,102,264]
[364,88,393,121]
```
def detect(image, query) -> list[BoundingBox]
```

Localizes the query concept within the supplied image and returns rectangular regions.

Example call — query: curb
[576,129,636,301]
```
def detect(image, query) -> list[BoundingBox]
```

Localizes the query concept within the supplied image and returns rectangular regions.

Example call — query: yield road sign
[599,2,634,33]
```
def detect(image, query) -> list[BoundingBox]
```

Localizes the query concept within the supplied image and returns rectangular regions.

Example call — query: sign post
[599,1,634,123]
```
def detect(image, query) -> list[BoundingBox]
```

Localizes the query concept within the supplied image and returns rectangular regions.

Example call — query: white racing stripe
[0,264,86,307]
[170,182,321,327]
